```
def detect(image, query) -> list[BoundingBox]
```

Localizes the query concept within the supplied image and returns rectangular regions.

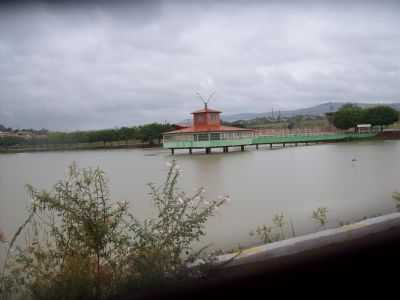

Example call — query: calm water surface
[1,140,399,252]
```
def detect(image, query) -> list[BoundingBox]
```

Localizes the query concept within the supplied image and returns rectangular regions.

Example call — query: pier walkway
[163,132,376,154]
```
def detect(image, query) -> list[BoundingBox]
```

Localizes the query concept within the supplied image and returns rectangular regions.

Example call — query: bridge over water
[163,133,377,155]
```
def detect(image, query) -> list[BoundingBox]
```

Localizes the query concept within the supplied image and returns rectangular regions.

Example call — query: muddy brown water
[1,140,399,255]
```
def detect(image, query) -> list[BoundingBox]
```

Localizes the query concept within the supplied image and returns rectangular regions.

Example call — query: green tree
[332,104,364,131]
[325,112,335,126]
[1,123,175,148]
[287,121,295,130]
[363,105,399,131]
[118,127,138,142]
[0,136,26,147]
[138,123,174,144]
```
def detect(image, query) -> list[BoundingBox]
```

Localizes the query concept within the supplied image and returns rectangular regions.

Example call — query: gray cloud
[0,1,400,130]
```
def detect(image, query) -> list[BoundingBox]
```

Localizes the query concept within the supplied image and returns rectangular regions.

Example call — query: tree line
[328,104,399,131]
[0,124,48,134]
[0,123,176,147]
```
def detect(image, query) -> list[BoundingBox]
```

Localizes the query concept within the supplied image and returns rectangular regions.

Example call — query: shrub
[0,231,5,243]
[393,192,400,211]
[249,213,288,244]
[250,208,330,244]
[0,160,227,300]
[312,207,328,229]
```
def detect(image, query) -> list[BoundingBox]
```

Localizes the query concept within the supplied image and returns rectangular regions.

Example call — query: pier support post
[270,144,272,149]
[256,144,259,150]
[283,143,285,148]
[206,148,211,154]
[171,148,175,155]
[241,145,245,152]
[226,146,229,153]
[189,148,192,155]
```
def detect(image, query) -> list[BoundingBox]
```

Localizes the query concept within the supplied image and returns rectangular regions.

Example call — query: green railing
[162,133,376,149]
[163,138,253,149]
[252,133,349,144]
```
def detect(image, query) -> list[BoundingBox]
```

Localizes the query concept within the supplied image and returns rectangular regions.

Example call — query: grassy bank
[0,140,161,153]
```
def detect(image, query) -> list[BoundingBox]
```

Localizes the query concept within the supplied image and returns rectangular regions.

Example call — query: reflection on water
[0,140,399,252]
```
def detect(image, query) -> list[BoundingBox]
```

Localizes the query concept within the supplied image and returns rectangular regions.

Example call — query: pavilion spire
[196,91,215,111]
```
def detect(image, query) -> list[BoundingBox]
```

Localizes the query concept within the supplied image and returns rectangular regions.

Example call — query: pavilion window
[225,132,233,140]
[176,135,191,141]
[197,134,209,141]
[210,133,220,140]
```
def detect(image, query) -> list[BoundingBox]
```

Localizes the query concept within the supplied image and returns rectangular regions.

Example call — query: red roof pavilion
[166,104,253,134]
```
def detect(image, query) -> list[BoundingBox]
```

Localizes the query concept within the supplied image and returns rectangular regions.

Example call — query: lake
[1,140,399,252]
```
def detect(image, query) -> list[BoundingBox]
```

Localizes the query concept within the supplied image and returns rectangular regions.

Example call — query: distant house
[356,124,372,133]
[0,131,18,138]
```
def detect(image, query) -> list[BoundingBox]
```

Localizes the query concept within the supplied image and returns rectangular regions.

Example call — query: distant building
[163,103,254,144]
[0,131,20,138]
[356,124,372,133]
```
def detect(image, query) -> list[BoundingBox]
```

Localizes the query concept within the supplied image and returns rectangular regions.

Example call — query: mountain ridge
[219,102,400,122]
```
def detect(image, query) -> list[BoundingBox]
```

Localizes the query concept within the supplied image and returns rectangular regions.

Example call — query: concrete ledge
[215,212,400,268]
[122,212,400,299]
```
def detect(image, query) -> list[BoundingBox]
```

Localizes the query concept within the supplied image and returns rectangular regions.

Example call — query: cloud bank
[0,1,399,130]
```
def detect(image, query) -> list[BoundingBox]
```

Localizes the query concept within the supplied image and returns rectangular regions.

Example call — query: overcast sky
[1,0,400,130]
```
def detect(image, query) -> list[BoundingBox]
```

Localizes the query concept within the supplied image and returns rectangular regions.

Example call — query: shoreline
[1,131,399,154]
[0,143,161,154]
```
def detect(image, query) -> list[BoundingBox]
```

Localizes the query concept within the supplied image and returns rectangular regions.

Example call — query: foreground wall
[216,212,400,268]
[131,211,400,300]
